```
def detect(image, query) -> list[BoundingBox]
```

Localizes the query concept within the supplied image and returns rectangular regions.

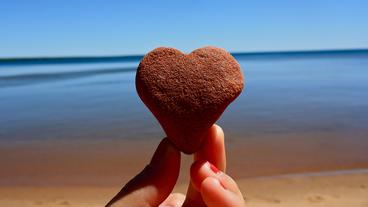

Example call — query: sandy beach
[1,169,367,207]
[2,130,368,185]
[1,137,368,206]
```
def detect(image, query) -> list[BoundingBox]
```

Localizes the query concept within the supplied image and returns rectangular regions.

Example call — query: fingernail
[209,162,221,174]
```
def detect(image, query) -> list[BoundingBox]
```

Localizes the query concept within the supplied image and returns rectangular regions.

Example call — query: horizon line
[1,48,367,62]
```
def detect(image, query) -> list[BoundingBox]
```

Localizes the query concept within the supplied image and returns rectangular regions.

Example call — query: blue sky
[1,0,367,57]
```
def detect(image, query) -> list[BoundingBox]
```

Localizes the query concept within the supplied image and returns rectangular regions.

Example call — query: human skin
[106,125,246,207]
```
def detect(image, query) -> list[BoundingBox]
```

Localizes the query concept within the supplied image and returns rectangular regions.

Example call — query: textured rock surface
[136,46,244,153]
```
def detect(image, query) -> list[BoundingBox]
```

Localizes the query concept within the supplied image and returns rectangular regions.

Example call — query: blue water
[1,51,368,144]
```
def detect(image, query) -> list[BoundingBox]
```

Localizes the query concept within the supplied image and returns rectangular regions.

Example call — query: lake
[1,50,368,185]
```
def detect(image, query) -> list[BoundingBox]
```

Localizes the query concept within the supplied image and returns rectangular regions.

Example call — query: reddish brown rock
[136,46,244,154]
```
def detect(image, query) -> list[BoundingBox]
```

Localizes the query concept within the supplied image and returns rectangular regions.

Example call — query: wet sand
[1,130,368,187]
[1,131,367,206]
[1,170,367,207]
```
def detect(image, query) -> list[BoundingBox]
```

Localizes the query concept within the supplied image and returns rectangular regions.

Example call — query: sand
[1,137,368,206]
[241,170,368,207]
[0,170,367,207]
[2,133,368,186]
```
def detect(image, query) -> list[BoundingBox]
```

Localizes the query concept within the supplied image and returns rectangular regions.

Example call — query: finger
[190,160,243,197]
[191,160,245,207]
[195,124,226,171]
[183,124,226,207]
[159,193,186,207]
[106,138,181,207]
[201,177,246,207]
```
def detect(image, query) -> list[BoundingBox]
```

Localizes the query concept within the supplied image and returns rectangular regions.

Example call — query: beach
[1,169,367,206]
[1,51,368,206]
[1,137,368,207]
[1,134,368,206]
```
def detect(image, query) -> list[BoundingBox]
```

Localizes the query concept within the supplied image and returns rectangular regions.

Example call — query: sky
[1,0,368,57]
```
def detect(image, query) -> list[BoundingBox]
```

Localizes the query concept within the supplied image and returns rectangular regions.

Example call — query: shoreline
[0,169,367,207]
[1,133,368,187]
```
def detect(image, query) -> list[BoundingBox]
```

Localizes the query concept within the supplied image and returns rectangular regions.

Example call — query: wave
[0,67,136,88]
[1,49,368,88]
[1,49,367,66]
[0,55,142,66]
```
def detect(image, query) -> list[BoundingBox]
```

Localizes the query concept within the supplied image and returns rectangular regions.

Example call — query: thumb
[191,160,246,207]
[106,138,181,207]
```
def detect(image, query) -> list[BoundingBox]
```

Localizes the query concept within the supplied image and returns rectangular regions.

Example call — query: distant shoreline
[1,48,368,66]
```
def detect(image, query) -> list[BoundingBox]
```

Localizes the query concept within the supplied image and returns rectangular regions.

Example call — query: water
[1,51,368,145]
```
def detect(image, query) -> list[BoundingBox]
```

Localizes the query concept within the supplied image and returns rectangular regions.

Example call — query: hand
[106,125,246,207]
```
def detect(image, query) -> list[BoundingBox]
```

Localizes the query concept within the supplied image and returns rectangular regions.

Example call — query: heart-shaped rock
[136,46,244,154]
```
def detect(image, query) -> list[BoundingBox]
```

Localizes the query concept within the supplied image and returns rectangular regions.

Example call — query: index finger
[195,124,226,171]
